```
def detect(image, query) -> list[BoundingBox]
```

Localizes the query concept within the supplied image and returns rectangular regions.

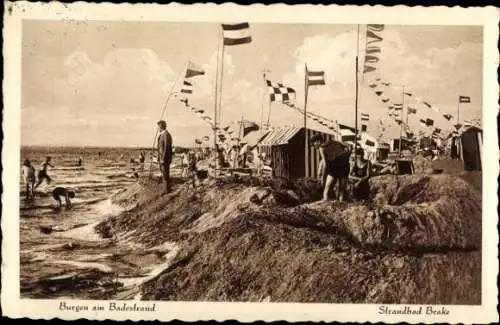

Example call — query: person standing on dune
[156,120,173,193]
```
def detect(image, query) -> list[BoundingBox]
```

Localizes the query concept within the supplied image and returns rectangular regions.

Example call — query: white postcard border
[2,2,499,323]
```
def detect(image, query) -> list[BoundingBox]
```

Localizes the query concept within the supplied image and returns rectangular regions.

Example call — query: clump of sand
[96,172,482,304]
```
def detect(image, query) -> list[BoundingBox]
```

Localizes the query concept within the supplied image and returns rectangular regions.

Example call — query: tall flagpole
[213,27,222,175]
[148,62,187,178]
[354,24,360,152]
[398,85,405,155]
[456,95,460,125]
[304,63,309,178]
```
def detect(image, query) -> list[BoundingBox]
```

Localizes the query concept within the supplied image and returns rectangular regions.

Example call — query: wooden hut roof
[260,126,302,146]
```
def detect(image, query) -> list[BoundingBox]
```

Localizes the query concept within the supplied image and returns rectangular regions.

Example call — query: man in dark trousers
[157,120,173,193]
[311,134,350,202]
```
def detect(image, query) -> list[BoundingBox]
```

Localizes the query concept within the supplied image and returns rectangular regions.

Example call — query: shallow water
[20,147,181,299]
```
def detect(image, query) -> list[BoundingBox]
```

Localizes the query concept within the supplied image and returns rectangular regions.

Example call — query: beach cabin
[459,126,483,171]
[376,142,391,161]
[258,126,337,179]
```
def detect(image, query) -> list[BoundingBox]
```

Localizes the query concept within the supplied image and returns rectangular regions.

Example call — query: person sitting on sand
[35,156,54,189]
[52,187,75,209]
[311,134,350,202]
[22,159,36,200]
[349,148,372,202]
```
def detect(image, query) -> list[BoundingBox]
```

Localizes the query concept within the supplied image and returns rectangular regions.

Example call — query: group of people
[22,156,75,209]
[311,135,372,203]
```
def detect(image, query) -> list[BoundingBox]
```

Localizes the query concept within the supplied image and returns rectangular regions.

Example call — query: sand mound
[96,173,481,303]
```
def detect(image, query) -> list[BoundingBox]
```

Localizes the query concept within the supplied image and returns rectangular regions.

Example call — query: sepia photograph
[2,2,498,323]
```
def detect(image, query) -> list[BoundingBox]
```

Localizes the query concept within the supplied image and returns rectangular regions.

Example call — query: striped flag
[361,113,370,122]
[221,23,252,46]
[307,70,326,86]
[459,96,471,103]
[426,118,434,127]
[181,80,193,94]
[407,107,417,115]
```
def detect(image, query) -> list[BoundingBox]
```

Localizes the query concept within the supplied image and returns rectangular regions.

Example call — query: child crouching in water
[52,187,75,209]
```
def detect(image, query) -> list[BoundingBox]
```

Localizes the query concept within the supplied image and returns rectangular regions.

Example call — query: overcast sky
[22,20,482,147]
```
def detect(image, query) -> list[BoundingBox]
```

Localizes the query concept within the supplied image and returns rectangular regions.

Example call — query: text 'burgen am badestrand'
[379,306,450,315]
[59,301,156,312]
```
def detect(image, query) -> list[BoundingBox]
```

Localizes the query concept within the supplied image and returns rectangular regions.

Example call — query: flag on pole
[426,118,434,126]
[242,121,260,136]
[403,92,413,97]
[185,61,205,78]
[266,79,296,102]
[382,98,390,103]
[375,91,383,96]
[459,95,471,103]
[181,80,193,94]
[361,113,370,121]
[454,123,463,131]
[306,70,326,86]
[419,118,427,127]
[221,23,252,46]
[361,124,367,132]
[407,107,417,115]
[443,113,453,121]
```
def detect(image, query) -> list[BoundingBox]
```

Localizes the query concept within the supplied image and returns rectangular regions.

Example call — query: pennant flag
[369,83,378,88]
[266,79,296,102]
[381,82,391,86]
[393,106,403,111]
[365,46,381,54]
[367,24,385,32]
[181,80,193,94]
[375,91,383,96]
[307,70,326,86]
[388,105,393,110]
[426,118,434,126]
[202,116,212,121]
[382,98,390,103]
[223,126,231,132]
[407,107,417,114]
[242,121,260,136]
[365,139,376,147]
[454,123,462,130]
[202,136,210,141]
[195,139,202,145]
[459,95,471,103]
[221,23,252,46]
[375,78,382,81]
[419,119,427,127]
[363,65,376,73]
[364,55,380,64]
[403,92,413,97]
[194,109,204,114]
[443,114,453,121]
[423,101,432,108]
[395,119,403,125]
[180,98,189,106]
[366,30,383,44]
[361,113,370,121]
[361,124,367,132]
[185,61,205,78]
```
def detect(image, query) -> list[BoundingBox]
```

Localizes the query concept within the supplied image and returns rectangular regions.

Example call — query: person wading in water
[156,120,173,193]
[311,134,350,202]
[35,156,54,189]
